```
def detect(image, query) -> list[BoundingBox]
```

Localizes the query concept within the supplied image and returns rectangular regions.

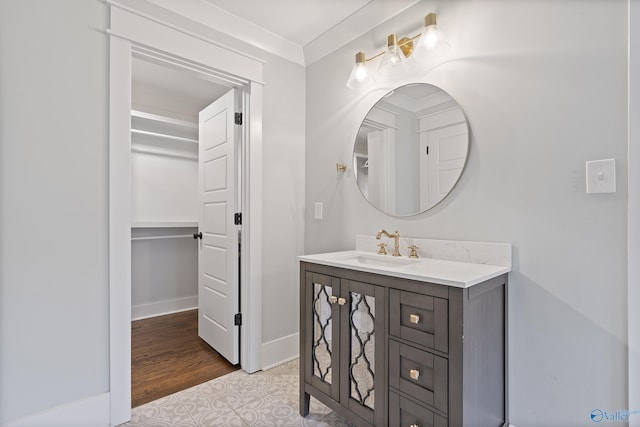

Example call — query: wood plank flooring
[131,309,239,407]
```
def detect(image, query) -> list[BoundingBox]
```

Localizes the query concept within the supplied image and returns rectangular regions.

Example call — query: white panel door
[197,89,240,365]
[420,122,468,210]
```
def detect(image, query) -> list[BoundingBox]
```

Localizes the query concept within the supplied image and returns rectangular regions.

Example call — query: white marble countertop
[299,237,512,288]
[299,250,511,288]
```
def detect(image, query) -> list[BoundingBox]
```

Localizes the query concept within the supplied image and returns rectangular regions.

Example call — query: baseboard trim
[261,332,299,370]
[131,296,197,320]
[3,392,110,427]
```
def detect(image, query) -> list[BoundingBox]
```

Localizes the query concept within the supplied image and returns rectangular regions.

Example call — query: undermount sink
[337,253,417,267]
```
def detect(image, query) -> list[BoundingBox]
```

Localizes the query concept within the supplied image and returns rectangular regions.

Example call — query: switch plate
[586,159,616,194]
[314,202,323,220]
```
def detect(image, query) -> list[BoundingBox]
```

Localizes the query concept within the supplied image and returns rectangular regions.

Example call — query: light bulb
[413,13,450,61]
[346,52,374,89]
[421,27,442,49]
[378,34,409,76]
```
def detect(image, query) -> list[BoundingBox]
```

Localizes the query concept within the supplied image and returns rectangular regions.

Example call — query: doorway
[130,53,230,321]
[109,6,264,424]
[129,53,239,405]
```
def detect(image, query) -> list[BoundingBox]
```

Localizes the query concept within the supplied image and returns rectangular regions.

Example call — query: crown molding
[144,0,305,65]
[142,0,421,67]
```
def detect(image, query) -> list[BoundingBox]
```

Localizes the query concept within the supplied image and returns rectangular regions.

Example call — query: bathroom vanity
[299,236,511,427]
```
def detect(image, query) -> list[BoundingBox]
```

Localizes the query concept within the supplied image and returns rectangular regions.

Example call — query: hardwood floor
[131,309,239,408]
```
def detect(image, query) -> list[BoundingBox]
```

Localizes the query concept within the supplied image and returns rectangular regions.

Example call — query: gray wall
[631,0,640,418]
[305,0,628,425]
[0,0,109,423]
[260,57,306,343]
[390,104,419,215]
[0,0,305,423]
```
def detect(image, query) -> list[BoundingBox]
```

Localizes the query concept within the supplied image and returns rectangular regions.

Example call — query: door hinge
[234,112,243,125]
[234,212,242,225]
[234,313,242,326]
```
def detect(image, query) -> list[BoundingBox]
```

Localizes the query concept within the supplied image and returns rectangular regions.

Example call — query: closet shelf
[131,108,198,145]
[131,234,194,241]
[131,110,197,129]
[131,129,198,144]
[131,145,197,160]
[132,221,198,228]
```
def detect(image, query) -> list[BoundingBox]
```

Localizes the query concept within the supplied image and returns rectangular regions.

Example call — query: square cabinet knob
[409,369,420,380]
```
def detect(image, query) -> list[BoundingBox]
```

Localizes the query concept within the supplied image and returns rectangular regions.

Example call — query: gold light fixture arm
[360,31,424,63]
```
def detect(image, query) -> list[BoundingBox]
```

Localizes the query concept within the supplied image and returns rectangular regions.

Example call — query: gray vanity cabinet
[300,261,507,427]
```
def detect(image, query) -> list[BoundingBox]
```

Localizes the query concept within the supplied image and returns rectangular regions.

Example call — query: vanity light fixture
[345,12,449,89]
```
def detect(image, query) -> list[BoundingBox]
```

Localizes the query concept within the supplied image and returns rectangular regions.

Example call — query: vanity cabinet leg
[300,390,310,416]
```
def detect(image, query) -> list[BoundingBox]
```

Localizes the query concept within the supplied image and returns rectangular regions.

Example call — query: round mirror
[352,83,469,216]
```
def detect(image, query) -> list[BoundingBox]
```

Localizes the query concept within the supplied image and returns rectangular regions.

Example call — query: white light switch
[314,202,323,220]
[586,159,616,194]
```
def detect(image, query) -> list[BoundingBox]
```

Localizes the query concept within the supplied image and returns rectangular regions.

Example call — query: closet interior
[130,54,228,321]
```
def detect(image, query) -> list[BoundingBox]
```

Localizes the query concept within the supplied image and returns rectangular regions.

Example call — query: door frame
[108,3,264,425]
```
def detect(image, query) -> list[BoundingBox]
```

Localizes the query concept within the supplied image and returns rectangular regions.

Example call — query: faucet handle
[377,242,388,255]
[408,245,419,259]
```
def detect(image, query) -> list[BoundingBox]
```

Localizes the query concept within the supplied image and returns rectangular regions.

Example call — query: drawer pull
[409,313,420,324]
[337,297,347,305]
[410,424,420,427]
[329,295,338,304]
[409,369,420,380]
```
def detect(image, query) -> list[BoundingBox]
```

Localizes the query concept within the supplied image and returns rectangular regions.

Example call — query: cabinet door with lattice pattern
[303,271,341,402]
[340,279,386,426]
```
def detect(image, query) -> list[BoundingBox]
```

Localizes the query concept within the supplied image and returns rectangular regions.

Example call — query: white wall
[131,153,198,223]
[131,228,198,320]
[306,0,628,425]
[0,0,109,424]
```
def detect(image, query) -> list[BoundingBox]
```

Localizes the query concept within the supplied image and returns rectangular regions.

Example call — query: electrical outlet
[314,202,323,220]
[586,159,616,194]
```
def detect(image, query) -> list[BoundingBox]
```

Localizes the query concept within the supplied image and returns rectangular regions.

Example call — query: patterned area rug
[120,358,352,426]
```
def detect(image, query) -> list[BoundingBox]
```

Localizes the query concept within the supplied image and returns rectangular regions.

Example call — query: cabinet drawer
[389,391,447,427]
[390,289,448,353]
[389,340,448,414]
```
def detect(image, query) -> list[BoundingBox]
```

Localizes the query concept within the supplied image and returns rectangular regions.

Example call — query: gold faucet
[376,229,401,256]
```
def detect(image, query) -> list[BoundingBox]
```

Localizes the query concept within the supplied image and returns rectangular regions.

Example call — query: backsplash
[355,235,512,267]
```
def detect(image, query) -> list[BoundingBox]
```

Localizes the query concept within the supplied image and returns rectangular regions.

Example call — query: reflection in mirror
[353,83,469,216]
